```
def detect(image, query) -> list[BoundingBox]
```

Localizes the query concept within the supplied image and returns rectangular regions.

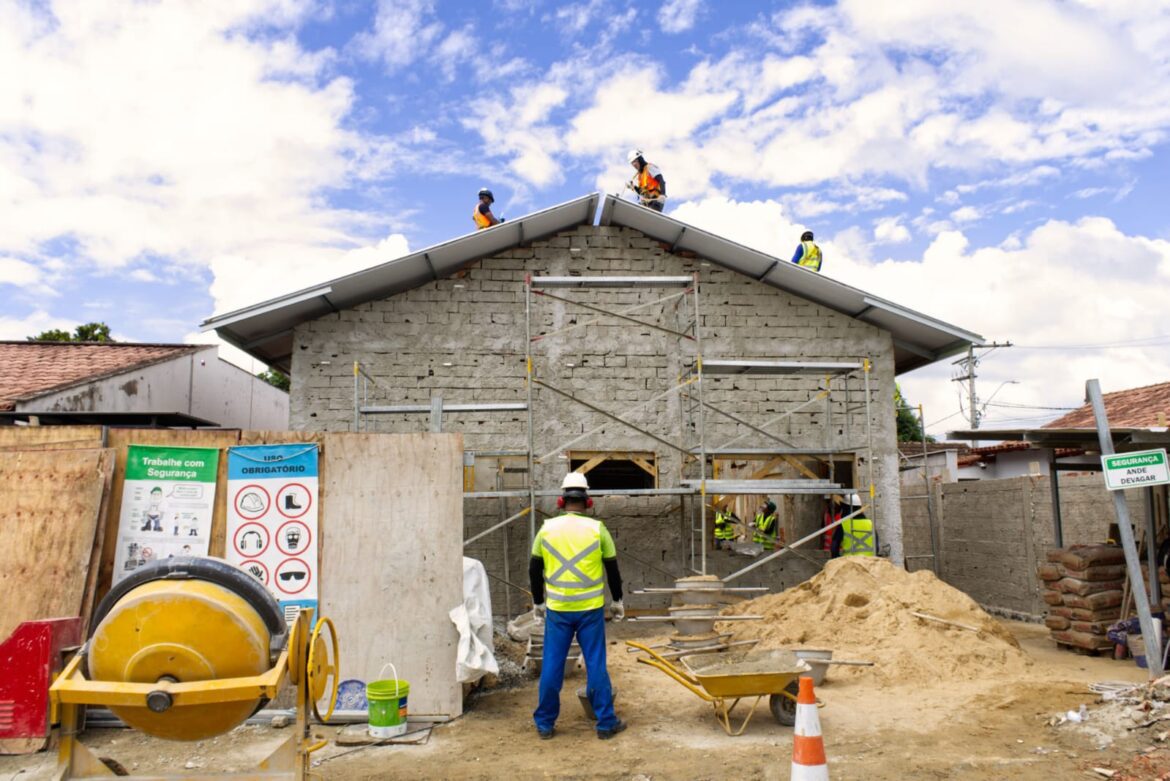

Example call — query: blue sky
[3,0,1170,436]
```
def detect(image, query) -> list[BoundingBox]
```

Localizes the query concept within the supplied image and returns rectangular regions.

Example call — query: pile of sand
[719,557,1032,686]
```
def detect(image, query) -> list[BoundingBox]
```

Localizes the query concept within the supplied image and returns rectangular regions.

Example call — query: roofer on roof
[791,230,823,272]
[626,149,666,212]
[473,187,503,229]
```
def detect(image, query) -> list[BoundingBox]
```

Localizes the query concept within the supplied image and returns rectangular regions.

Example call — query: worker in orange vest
[627,150,666,212]
[473,188,503,229]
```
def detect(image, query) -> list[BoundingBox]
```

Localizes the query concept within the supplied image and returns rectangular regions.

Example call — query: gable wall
[291,225,902,610]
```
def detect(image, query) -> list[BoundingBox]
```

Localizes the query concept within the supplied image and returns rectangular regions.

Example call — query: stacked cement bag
[1139,562,1170,615]
[1039,545,1125,653]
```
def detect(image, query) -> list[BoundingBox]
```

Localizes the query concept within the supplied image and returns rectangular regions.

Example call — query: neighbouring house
[205,194,983,611]
[0,341,288,429]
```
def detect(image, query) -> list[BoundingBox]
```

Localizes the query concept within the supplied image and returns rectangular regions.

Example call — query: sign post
[1089,380,1163,677]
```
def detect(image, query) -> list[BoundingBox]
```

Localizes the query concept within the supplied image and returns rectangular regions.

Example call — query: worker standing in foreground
[791,230,823,272]
[473,187,503,229]
[530,472,627,740]
[831,493,878,558]
[752,499,779,551]
[627,149,666,212]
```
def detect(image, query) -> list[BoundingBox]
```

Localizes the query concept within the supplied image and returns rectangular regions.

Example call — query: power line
[1014,334,1170,350]
[984,401,1078,411]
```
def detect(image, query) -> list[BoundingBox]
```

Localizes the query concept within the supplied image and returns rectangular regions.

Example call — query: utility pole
[951,342,1013,432]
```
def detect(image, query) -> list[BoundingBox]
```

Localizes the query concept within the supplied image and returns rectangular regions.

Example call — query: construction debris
[719,557,1030,685]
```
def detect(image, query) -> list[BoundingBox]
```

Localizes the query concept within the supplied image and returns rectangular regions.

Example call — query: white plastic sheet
[449,557,499,683]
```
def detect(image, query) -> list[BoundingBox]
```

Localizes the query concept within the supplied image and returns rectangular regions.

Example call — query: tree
[257,368,290,392]
[27,322,115,342]
[894,384,932,442]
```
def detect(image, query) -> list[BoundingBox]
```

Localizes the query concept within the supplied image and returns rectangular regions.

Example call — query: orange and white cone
[791,675,829,780]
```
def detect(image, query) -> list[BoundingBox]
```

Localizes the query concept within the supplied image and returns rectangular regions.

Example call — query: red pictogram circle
[239,559,270,586]
[273,557,312,595]
[275,482,312,519]
[275,520,311,556]
[233,522,270,558]
[234,484,271,520]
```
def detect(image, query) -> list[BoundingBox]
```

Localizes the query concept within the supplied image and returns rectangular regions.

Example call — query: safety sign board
[1101,449,1170,491]
[112,445,220,584]
[227,443,320,624]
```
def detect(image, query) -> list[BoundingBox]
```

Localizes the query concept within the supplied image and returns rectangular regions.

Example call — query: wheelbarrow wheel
[770,681,799,727]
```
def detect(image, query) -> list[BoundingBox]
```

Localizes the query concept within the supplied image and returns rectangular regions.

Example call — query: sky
[3,0,1170,438]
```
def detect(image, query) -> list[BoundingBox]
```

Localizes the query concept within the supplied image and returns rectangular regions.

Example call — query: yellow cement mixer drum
[87,557,287,741]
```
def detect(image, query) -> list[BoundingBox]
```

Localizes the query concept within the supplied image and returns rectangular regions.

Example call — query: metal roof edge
[200,192,599,331]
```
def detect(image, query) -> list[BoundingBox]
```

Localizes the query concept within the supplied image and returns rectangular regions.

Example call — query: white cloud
[950,206,982,224]
[658,0,703,34]
[354,0,443,70]
[0,309,76,340]
[873,217,911,244]
[0,257,45,289]
[664,197,1170,437]
[0,2,429,321]
[434,26,477,82]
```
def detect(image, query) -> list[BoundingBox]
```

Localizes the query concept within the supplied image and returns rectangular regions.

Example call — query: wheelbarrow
[627,641,813,736]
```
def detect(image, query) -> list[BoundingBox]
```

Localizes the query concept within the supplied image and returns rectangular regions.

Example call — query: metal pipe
[863,357,876,534]
[1087,378,1162,677]
[352,361,359,432]
[920,403,939,575]
[692,273,707,576]
[525,275,537,544]
[463,507,532,547]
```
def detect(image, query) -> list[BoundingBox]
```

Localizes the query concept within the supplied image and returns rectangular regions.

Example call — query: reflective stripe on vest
[714,511,736,540]
[473,205,492,229]
[539,514,607,611]
[797,240,821,271]
[841,516,875,556]
[753,512,777,545]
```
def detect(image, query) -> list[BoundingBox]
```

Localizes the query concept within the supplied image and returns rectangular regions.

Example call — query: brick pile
[1039,545,1126,653]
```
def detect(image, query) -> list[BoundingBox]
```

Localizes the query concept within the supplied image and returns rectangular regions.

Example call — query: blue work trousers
[533,606,616,733]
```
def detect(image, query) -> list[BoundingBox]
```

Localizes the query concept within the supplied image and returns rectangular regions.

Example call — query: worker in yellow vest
[713,507,738,549]
[627,149,666,212]
[529,472,627,740]
[752,499,778,551]
[472,187,503,229]
[831,493,877,557]
[791,230,822,272]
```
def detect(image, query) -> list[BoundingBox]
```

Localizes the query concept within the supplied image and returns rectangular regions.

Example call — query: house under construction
[204,193,983,612]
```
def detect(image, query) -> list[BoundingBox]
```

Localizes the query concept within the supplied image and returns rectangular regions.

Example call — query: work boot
[597,719,627,740]
[537,727,554,740]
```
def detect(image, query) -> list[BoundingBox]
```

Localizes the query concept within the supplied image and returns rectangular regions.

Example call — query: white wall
[17,347,288,429]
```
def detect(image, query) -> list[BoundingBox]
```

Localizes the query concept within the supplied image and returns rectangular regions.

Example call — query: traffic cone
[791,675,829,780]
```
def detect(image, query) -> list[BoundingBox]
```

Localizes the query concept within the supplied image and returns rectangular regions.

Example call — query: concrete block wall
[290,225,902,613]
[901,474,1150,617]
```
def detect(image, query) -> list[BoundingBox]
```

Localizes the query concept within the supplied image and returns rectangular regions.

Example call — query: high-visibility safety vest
[753,512,778,548]
[473,204,493,230]
[840,516,876,556]
[797,240,822,272]
[532,513,615,612]
[637,163,663,198]
[714,510,736,540]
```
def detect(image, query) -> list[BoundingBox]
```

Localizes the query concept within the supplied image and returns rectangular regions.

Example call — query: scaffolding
[352,272,878,583]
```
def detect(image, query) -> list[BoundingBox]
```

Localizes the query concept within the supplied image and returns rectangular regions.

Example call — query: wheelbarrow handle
[625,641,707,691]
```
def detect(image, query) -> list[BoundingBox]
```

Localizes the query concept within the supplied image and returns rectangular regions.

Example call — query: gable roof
[203,192,983,374]
[0,341,203,410]
[1043,380,1170,429]
[599,195,981,372]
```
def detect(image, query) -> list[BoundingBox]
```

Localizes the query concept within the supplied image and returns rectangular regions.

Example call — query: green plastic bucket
[367,663,410,738]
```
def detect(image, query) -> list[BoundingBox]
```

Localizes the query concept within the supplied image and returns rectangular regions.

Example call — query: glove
[533,603,546,625]
[611,600,625,621]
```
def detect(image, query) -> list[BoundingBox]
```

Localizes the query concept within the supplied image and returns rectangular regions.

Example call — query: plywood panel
[99,429,241,600]
[0,448,114,641]
[319,432,463,718]
[0,425,104,450]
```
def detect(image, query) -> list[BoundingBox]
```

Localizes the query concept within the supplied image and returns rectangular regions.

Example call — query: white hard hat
[847,493,862,506]
[562,472,590,492]
[627,148,643,164]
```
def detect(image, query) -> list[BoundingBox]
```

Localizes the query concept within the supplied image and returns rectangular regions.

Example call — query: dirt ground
[4,620,1168,780]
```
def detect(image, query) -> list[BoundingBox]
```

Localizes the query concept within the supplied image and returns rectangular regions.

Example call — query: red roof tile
[1044,380,1170,429]
[0,342,201,410]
